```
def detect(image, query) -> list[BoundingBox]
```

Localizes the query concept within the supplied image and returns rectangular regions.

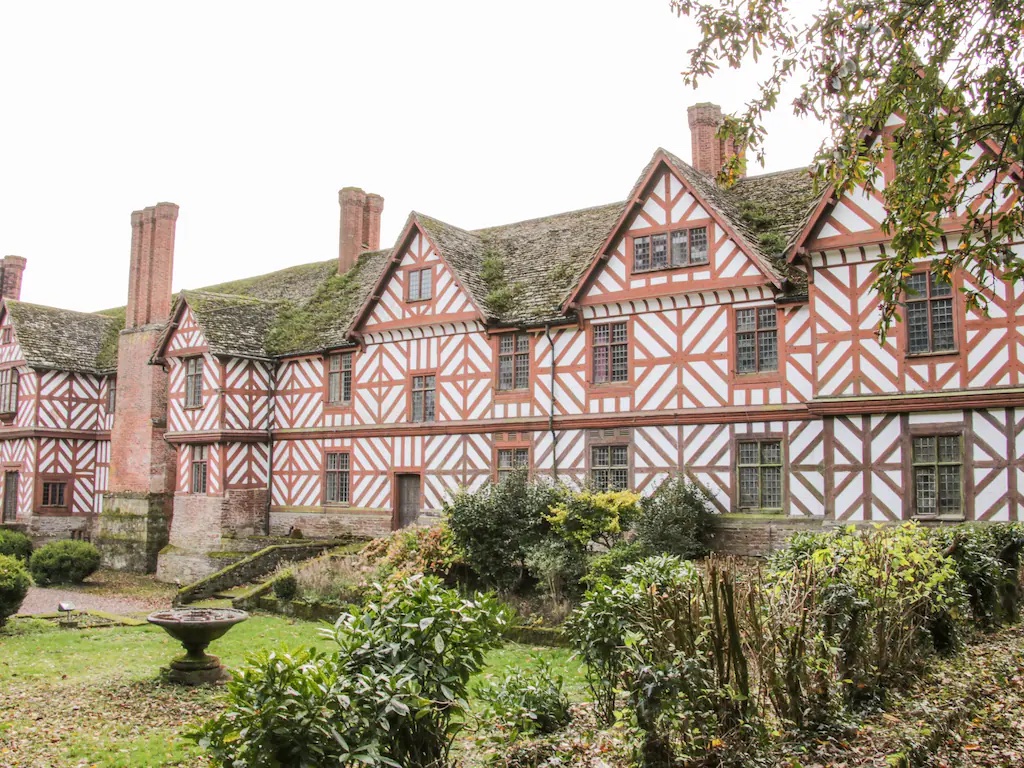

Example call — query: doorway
[395,474,421,529]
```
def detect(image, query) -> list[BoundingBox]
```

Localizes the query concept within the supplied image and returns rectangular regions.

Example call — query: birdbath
[147,608,248,685]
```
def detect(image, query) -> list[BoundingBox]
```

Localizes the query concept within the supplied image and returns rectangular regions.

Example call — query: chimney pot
[339,186,380,273]
[687,102,745,179]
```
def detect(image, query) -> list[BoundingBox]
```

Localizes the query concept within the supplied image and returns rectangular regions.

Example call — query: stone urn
[147,607,249,685]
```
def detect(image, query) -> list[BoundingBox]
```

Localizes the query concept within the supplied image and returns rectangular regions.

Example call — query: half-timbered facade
[3,100,1022,578]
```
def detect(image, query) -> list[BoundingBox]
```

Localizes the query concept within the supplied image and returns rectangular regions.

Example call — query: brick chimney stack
[338,187,384,274]
[126,202,178,328]
[687,103,745,179]
[0,256,27,300]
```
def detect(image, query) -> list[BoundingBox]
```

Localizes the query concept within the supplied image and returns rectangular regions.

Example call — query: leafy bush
[581,540,649,587]
[362,521,461,582]
[634,477,713,559]
[524,538,586,603]
[272,571,299,601]
[197,574,507,768]
[0,529,32,562]
[0,554,31,626]
[29,540,101,585]
[475,659,572,740]
[446,472,563,591]
[546,489,641,549]
[933,523,1024,626]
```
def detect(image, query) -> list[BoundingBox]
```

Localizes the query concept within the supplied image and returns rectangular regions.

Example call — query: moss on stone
[480,244,526,316]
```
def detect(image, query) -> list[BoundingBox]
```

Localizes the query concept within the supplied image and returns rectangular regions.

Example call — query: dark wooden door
[2,472,18,523]
[396,474,421,528]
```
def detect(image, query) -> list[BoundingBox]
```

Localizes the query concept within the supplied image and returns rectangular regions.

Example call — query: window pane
[758,308,777,329]
[915,466,936,514]
[516,334,530,353]
[341,353,352,371]
[593,346,608,383]
[907,302,930,354]
[420,269,432,299]
[651,234,668,269]
[329,355,341,372]
[634,236,650,271]
[907,272,928,296]
[931,298,954,351]
[593,468,609,489]
[761,441,782,465]
[514,448,529,466]
[342,371,352,402]
[594,325,609,345]
[412,391,423,422]
[611,323,628,344]
[408,270,420,300]
[611,344,629,382]
[938,465,961,514]
[690,227,709,263]
[498,449,513,468]
[592,446,609,467]
[500,335,514,354]
[758,329,778,371]
[736,309,755,332]
[326,453,339,470]
[913,436,936,463]
[328,371,340,403]
[739,466,759,506]
[737,333,756,373]
[498,356,513,389]
[938,435,960,463]
[738,442,759,465]
[425,375,435,389]
[413,375,423,389]
[762,466,782,507]
[326,473,338,502]
[424,390,435,421]
[610,445,628,466]
[930,273,952,297]
[671,231,688,266]
[611,468,629,490]
[514,354,529,389]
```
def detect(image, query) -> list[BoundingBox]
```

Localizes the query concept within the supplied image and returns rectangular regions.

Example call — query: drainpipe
[545,324,559,482]
[265,361,277,535]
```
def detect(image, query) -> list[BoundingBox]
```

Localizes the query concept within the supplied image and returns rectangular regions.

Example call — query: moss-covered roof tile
[5,301,124,375]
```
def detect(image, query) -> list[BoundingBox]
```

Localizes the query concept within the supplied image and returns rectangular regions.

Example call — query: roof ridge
[6,299,115,321]
[472,200,626,234]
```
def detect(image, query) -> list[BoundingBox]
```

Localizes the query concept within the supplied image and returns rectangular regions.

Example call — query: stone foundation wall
[95,492,172,573]
[709,515,826,557]
[28,515,91,543]
[270,509,392,539]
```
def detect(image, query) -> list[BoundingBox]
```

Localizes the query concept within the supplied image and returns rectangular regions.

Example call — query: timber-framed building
[1,102,1022,580]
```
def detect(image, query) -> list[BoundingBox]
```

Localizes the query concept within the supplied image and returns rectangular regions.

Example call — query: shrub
[293,552,367,605]
[0,554,31,626]
[546,489,641,549]
[0,529,32,562]
[196,574,507,768]
[581,540,649,587]
[933,523,1024,626]
[524,538,587,603]
[446,472,563,592]
[363,521,461,581]
[634,477,714,559]
[272,571,299,601]
[475,659,572,741]
[29,540,101,585]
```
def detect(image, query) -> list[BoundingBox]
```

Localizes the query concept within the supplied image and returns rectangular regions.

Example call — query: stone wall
[94,492,172,572]
[270,509,392,540]
[709,515,826,557]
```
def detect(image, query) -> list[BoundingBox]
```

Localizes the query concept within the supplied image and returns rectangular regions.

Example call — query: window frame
[406,267,434,302]
[184,356,204,409]
[40,480,68,509]
[106,377,117,415]
[631,225,710,274]
[904,271,958,357]
[326,351,354,407]
[589,444,631,491]
[496,332,531,392]
[495,446,530,483]
[590,320,630,386]
[1,327,11,345]
[734,306,779,376]
[908,427,966,520]
[323,451,351,506]
[190,444,209,495]
[735,437,785,513]
[0,367,19,416]
[409,372,437,423]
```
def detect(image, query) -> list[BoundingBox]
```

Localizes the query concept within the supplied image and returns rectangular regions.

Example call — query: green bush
[634,477,714,559]
[933,523,1024,626]
[475,659,572,741]
[196,574,507,768]
[524,538,587,602]
[272,572,298,601]
[581,540,649,587]
[546,489,641,549]
[28,540,101,585]
[0,529,32,562]
[362,520,461,581]
[446,472,563,592]
[0,554,31,626]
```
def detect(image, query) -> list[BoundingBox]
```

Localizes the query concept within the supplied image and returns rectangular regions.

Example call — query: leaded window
[41,481,66,507]
[497,448,529,482]
[498,333,530,390]
[738,440,783,511]
[325,452,350,504]
[906,273,955,354]
[591,445,629,490]
[592,322,628,384]
[0,368,19,415]
[408,268,433,301]
[190,445,208,494]
[633,227,708,272]
[185,357,203,408]
[912,435,962,517]
[327,352,353,405]
[106,378,116,414]
[736,307,778,374]
[411,374,436,422]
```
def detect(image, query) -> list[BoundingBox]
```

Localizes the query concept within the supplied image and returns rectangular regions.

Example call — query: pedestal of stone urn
[147,608,249,685]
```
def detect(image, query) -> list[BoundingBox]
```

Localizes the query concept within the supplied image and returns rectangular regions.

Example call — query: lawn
[0,613,581,768]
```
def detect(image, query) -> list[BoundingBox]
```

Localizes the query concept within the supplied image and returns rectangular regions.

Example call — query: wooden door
[2,472,18,523]
[395,474,421,529]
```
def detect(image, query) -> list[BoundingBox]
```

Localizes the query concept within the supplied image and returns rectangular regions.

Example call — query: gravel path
[17,586,170,617]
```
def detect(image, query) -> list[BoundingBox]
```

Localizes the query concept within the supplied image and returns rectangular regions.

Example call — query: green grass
[0,613,583,767]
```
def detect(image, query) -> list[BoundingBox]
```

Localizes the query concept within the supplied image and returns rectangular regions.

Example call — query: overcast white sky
[0,1,828,313]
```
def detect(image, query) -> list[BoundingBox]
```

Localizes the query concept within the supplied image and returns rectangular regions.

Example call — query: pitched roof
[4,300,123,375]
[176,291,286,360]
